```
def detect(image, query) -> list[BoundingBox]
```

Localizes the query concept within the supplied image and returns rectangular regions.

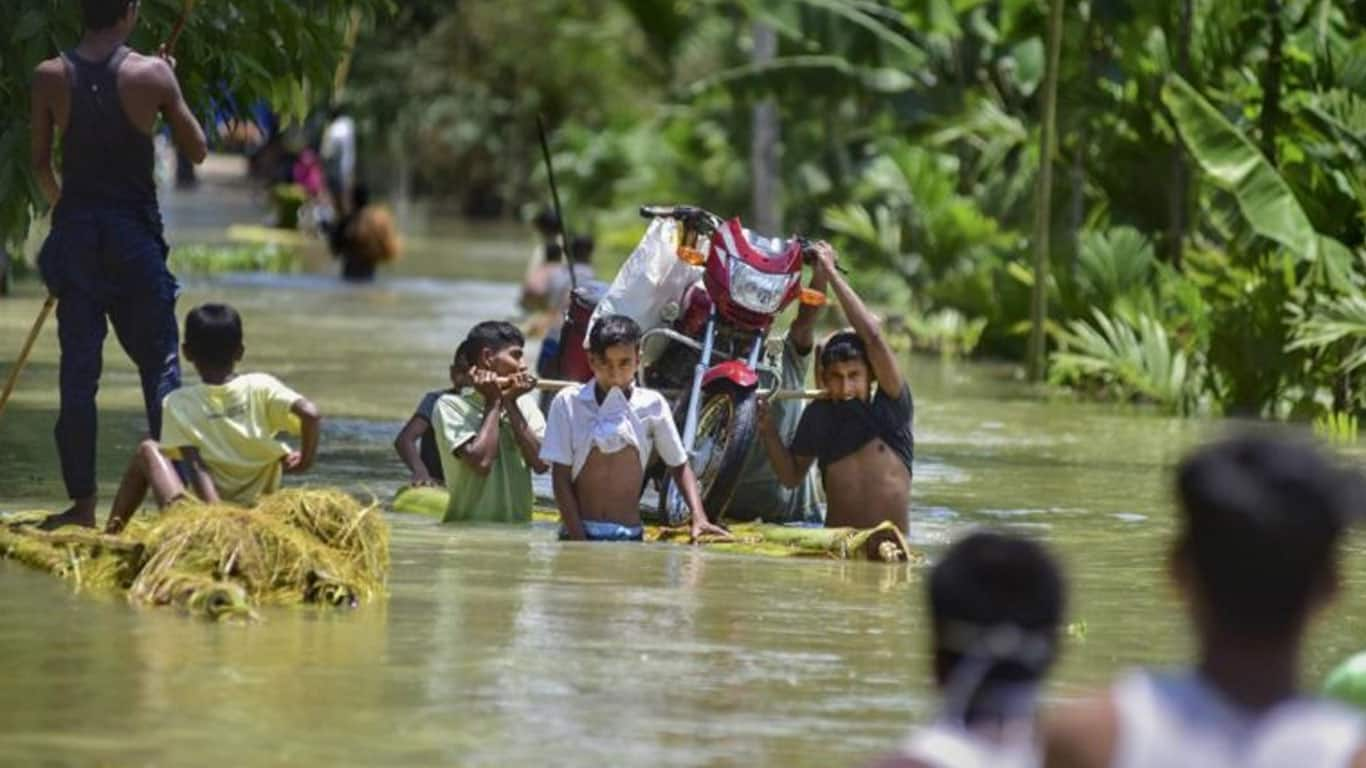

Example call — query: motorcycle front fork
[666,311,765,518]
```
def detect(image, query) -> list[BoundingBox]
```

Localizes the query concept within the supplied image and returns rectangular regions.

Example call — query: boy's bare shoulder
[1041,693,1119,768]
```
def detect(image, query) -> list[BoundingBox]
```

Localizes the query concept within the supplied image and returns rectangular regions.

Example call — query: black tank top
[59,46,157,207]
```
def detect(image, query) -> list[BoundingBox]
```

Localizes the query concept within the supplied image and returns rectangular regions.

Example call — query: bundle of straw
[348,205,401,264]
[0,488,390,620]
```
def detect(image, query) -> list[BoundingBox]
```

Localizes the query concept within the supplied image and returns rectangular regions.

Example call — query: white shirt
[897,720,1040,768]
[1112,669,1364,768]
[539,381,687,480]
[320,115,356,182]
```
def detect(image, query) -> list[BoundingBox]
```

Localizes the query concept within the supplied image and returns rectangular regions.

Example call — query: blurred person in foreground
[873,531,1065,768]
[1044,432,1366,768]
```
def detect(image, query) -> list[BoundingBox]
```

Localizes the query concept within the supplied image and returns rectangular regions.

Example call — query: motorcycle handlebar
[639,204,723,230]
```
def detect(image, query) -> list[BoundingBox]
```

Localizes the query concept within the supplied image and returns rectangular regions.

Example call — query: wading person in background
[30,0,207,530]
[1044,433,1366,768]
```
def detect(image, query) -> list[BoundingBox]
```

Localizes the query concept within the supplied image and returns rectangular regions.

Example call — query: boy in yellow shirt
[104,304,321,534]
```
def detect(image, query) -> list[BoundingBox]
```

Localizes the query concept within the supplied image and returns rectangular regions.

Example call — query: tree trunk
[750,21,781,234]
[1028,0,1066,381]
[1260,0,1284,165]
[1165,0,1194,269]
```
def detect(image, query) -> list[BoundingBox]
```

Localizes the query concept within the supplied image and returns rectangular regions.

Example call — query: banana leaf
[1161,75,1356,291]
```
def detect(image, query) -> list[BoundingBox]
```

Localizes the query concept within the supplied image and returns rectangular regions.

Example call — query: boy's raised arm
[455,371,505,476]
[504,374,548,474]
[788,252,830,354]
[816,243,905,396]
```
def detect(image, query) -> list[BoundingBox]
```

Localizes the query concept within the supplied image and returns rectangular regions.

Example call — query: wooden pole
[531,378,824,401]
[0,296,56,422]
[1027,0,1066,381]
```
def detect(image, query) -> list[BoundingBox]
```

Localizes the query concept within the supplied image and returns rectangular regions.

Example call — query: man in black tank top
[29,0,207,529]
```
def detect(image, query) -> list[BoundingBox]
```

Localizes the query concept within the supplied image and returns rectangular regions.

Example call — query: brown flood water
[0,165,1362,765]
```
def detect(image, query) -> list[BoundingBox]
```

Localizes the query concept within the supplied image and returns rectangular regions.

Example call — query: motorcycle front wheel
[657,381,758,525]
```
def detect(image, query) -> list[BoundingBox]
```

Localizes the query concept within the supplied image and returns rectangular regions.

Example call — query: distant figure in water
[1043,433,1366,768]
[535,233,597,383]
[519,208,561,312]
[759,242,914,548]
[329,185,399,281]
[872,531,1066,768]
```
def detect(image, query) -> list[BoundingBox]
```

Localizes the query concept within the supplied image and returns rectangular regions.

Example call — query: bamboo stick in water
[530,378,825,401]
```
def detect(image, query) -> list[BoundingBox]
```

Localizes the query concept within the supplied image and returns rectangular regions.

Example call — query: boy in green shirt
[433,322,547,523]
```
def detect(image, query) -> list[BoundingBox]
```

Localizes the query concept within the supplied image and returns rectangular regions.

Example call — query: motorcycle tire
[657,381,758,525]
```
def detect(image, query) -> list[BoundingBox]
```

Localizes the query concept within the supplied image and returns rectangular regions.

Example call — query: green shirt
[433,390,546,523]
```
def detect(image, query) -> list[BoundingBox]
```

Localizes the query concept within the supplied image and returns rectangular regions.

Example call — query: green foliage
[1050,308,1201,414]
[1313,410,1359,445]
[169,244,299,275]
[1,0,388,252]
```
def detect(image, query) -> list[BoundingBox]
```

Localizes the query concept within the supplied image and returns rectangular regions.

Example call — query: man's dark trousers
[38,205,181,500]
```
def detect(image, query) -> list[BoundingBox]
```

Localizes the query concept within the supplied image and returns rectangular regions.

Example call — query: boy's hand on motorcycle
[812,241,840,278]
[756,396,776,433]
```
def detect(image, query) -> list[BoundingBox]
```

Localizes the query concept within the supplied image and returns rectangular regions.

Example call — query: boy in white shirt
[540,314,728,542]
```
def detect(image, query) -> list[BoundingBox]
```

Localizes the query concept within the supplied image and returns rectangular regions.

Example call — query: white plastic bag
[584,218,703,348]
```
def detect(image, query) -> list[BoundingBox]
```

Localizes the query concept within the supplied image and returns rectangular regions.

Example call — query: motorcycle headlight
[728,260,793,314]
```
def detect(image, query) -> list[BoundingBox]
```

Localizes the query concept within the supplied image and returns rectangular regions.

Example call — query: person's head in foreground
[82,0,138,34]
[464,321,527,379]
[183,303,244,379]
[588,315,641,391]
[1173,431,1357,649]
[819,330,873,401]
[930,530,1065,725]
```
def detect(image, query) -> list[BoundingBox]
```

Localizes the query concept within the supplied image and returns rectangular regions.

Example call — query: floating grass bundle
[391,486,917,563]
[0,489,388,621]
[349,205,401,264]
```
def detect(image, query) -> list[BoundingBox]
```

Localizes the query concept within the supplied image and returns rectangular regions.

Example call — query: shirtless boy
[540,315,728,542]
[760,242,914,534]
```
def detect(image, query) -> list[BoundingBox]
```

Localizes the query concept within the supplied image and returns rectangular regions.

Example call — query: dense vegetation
[345,1,1365,422]
[5,1,1364,423]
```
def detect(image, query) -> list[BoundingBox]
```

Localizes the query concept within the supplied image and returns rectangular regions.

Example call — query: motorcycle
[602,205,825,524]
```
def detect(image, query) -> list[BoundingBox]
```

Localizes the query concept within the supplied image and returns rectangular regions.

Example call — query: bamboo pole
[531,378,825,401]
[0,295,56,422]
[1027,0,1066,381]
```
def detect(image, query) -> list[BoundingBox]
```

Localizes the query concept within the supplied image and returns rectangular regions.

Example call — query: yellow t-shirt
[159,373,304,505]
